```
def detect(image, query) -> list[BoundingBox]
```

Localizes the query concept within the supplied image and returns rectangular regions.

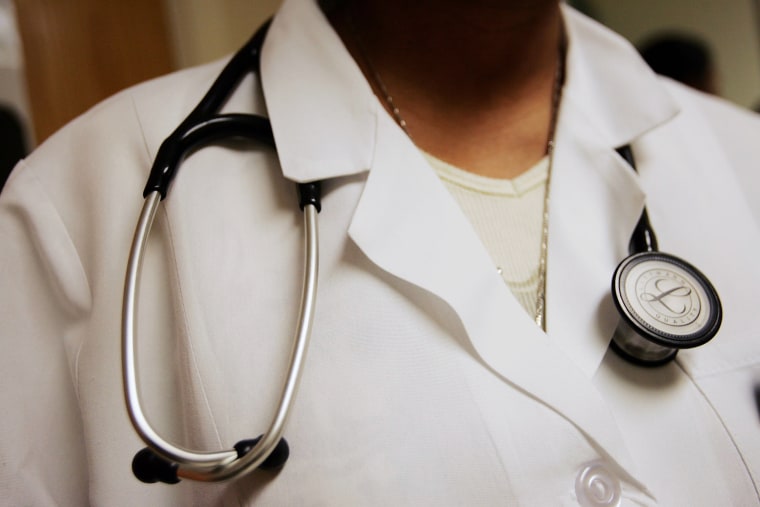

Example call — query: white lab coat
[1,0,760,505]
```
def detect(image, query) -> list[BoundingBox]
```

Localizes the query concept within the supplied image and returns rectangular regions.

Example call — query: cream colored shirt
[426,154,549,316]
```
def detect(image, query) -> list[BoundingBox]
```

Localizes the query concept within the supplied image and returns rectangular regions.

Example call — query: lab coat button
[575,461,621,507]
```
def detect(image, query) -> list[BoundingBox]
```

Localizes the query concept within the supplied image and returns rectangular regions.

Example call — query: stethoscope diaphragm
[611,251,722,366]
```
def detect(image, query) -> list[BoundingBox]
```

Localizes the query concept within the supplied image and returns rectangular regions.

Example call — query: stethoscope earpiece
[132,448,180,484]
[234,436,290,471]
[610,251,722,366]
[131,436,290,484]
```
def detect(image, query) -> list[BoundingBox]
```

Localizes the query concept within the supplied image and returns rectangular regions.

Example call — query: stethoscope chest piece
[611,251,722,366]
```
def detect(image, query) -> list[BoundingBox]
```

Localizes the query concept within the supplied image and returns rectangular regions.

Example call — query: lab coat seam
[565,94,678,151]
[676,348,760,380]
[128,92,159,168]
[685,355,760,380]
[675,360,760,502]
[457,364,516,494]
[27,172,94,316]
[558,96,644,194]
[129,91,225,447]
[561,7,680,148]
[21,168,93,398]
[660,78,760,231]
[161,196,226,450]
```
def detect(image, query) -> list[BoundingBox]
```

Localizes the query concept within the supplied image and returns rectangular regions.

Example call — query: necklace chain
[348,14,565,330]
[534,45,565,331]
[346,17,412,139]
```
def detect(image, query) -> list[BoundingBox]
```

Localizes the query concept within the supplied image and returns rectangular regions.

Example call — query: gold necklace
[345,15,413,139]
[348,15,566,330]
[534,45,565,331]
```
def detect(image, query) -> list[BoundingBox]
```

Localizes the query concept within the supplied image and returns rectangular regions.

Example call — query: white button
[575,461,621,507]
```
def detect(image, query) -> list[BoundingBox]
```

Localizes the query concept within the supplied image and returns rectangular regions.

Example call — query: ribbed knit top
[425,153,549,316]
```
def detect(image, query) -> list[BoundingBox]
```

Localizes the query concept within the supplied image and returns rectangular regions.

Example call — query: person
[1,0,759,505]
[639,33,718,94]
[0,104,28,191]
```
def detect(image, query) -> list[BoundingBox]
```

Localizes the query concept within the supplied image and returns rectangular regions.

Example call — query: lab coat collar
[261,2,680,185]
[544,8,678,376]
[349,107,652,494]
[561,6,679,147]
[261,0,680,376]
[261,0,378,183]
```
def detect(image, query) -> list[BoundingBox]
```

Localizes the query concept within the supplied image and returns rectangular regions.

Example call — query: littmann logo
[636,269,700,326]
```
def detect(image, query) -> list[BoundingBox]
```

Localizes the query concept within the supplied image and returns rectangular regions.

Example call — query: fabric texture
[427,153,549,315]
[1,0,760,505]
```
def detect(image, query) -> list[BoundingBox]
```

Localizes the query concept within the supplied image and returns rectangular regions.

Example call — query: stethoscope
[610,146,722,366]
[122,21,313,484]
[122,21,722,485]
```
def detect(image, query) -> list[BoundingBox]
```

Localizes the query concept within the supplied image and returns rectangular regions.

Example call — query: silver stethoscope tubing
[122,193,318,482]
[121,20,324,484]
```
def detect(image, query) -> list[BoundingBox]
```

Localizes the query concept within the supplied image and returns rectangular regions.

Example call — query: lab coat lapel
[348,112,644,480]
[346,12,678,484]
[545,98,645,377]
[261,0,684,487]
[544,6,679,377]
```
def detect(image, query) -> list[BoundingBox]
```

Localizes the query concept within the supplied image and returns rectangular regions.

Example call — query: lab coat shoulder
[20,56,232,187]
[0,57,247,506]
[670,80,760,226]
[627,78,760,493]
[2,56,247,302]
[1,67,185,308]
[633,78,760,373]
[0,158,91,505]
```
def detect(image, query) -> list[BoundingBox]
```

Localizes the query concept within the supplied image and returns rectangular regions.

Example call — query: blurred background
[0,0,758,177]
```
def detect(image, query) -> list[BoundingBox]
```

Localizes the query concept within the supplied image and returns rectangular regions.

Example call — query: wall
[14,0,174,143]
[6,0,757,147]
[162,0,282,68]
[582,0,760,108]
[162,0,760,107]
[5,0,281,145]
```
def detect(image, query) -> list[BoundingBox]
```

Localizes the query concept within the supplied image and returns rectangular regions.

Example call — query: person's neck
[330,0,564,179]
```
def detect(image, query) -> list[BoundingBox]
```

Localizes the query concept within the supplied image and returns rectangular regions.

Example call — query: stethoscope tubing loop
[145,114,275,200]
[122,191,319,481]
[206,202,319,481]
[122,192,238,468]
[124,18,318,483]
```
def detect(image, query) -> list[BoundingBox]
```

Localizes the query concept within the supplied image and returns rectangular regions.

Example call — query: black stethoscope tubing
[611,146,722,366]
